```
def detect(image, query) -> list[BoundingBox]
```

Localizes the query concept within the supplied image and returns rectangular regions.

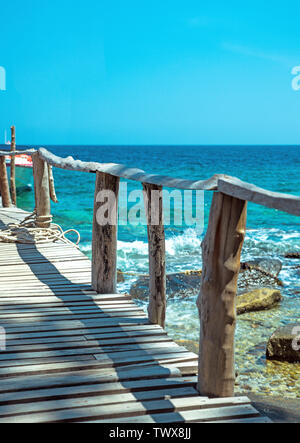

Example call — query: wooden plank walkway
[0,206,271,423]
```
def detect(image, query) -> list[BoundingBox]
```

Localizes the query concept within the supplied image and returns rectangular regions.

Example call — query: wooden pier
[0,206,270,423]
[0,140,298,423]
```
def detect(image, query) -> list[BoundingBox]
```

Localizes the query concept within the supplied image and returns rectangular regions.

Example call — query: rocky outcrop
[266,324,300,363]
[236,288,282,315]
[129,257,283,301]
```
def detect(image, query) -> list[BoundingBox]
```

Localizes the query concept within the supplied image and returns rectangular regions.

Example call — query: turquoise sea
[17,145,300,398]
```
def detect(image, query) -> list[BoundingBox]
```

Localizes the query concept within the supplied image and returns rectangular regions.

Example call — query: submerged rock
[236,288,282,315]
[267,324,300,363]
[238,258,283,293]
[130,270,202,301]
[241,257,282,278]
[237,269,283,293]
[285,252,300,259]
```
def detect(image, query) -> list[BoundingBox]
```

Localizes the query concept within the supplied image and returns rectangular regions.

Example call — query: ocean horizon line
[1,143,300,149]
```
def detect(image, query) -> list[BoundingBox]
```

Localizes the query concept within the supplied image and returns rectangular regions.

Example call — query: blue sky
[0,0,300,145]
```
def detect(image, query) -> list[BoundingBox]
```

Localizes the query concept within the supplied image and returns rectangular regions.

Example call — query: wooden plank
[0,306,138,317]
[4,317,151,334]
[0,263,91,275]
[0,396,254,423]
[0,356,196,379]
[0,282,91,290]
[135,359,198,375]
[0,354,195,379]
[0,365,183,393]
[0,276,90,284]
[0,307,145,320]
[0,304,140,315]
[0,386,198,418]
[212,416,273,423]
[0,254,88,262]
[0,355,96,369]
[6,336,86,346]
[0,311,147,325]
[0,302,133,310]
[0,298,133,306]
[0,266,91,275]
[0,271,91,282]
[5,330,166,347]
[4,335,172,353]
[0,302,136,313]
[0,294,131,302]
[88,404,260,424]
[0,342,186,362]
[5,325,163,341]
[0,371,195,407]
[0,249,86,256]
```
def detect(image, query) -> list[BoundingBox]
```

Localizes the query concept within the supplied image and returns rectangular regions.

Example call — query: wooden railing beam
[197,191,247,398]
[0,147,300,216]
[143,183,167,328]
[92,171,120,294]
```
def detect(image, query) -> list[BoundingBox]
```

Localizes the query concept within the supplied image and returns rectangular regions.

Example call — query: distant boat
[5,154,33,194]
[5,153,33,169]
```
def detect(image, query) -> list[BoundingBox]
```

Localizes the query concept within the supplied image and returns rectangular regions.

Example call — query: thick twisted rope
[0,211,80,248]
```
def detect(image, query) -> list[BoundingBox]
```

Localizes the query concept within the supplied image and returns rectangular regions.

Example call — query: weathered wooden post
[32,152,52,228]
[143,183,167,328]
[0,156,12,208]
[92,172,120,294]
[10,125,17,206]
[197,192,247,398]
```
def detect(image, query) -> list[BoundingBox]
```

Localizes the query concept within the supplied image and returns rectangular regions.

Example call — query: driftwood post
[143,183,166,328]
[92,172,120,294]
[10,126,17,206]
[197,192,247,398]
[32,152,52,228]
[0,156,12,208]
